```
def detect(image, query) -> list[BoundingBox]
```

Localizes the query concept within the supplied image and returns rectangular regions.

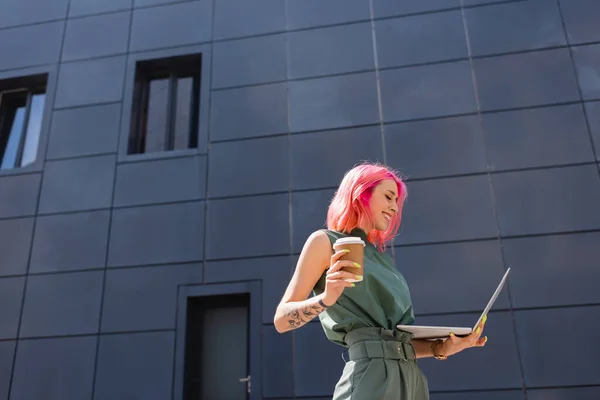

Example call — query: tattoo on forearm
[281,300,326,330]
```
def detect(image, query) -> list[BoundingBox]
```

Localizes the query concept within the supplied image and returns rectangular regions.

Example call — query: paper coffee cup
[333,237,365,282]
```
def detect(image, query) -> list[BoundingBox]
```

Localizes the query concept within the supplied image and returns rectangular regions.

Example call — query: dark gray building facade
[0,0,599,399]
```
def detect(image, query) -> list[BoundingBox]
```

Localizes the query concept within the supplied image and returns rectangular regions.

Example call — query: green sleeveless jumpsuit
[313,228,430,400]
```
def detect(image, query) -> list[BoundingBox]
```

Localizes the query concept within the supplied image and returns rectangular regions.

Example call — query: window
[0,75,47,170]
[128,54,201,155]
[184,294,250,400]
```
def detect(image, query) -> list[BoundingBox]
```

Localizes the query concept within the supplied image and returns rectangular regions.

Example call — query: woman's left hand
[440,315,488,357]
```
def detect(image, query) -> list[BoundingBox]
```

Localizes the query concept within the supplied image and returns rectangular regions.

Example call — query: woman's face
[368,179,399,231]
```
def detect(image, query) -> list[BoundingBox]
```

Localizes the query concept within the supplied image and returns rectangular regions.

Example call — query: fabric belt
[345,327,417,361]
[348,339,416,361]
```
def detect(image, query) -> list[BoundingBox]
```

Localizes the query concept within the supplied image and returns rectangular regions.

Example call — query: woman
[274,163,487,399]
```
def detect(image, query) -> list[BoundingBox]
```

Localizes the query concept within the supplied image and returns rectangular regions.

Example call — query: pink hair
[326,163,408,251]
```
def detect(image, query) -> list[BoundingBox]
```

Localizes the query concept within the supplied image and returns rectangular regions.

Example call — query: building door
[184,294,250,400]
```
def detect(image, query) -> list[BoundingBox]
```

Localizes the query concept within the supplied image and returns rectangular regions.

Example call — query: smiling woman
[324,163,406,252]
[274,162,487,400]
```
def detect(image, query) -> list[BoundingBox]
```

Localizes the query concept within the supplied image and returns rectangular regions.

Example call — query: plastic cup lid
[333,237,365,247]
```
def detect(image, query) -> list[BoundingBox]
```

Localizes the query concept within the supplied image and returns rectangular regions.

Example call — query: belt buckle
[396,343,406,360]
[398,342,415,361]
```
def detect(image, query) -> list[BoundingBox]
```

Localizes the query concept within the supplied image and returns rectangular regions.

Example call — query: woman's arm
[274,231,357,333]
[274,231,332,333]
[411,339,438,359]
[276,295,330,332]
[411,316,488,359]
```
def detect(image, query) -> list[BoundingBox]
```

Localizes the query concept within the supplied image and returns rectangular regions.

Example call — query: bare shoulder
[276,230,333,305]
[306,229,332,247]
[301,230,334,263]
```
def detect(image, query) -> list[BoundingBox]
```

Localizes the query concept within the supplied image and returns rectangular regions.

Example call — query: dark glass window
[0,76,47,170]
[128,54,201,155]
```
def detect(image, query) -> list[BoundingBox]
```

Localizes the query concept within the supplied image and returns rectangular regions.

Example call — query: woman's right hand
[322,249,362,306]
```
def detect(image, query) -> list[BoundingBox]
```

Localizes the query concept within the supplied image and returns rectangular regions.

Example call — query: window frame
[119,45,211,163]
[128,54,201,155]
[0,85,46,169]
[0,66,56,177]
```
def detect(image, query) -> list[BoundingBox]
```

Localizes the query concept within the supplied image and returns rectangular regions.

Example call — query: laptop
[397,268,511,340]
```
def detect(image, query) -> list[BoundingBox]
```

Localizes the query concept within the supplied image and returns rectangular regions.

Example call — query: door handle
[239,375,251,394]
